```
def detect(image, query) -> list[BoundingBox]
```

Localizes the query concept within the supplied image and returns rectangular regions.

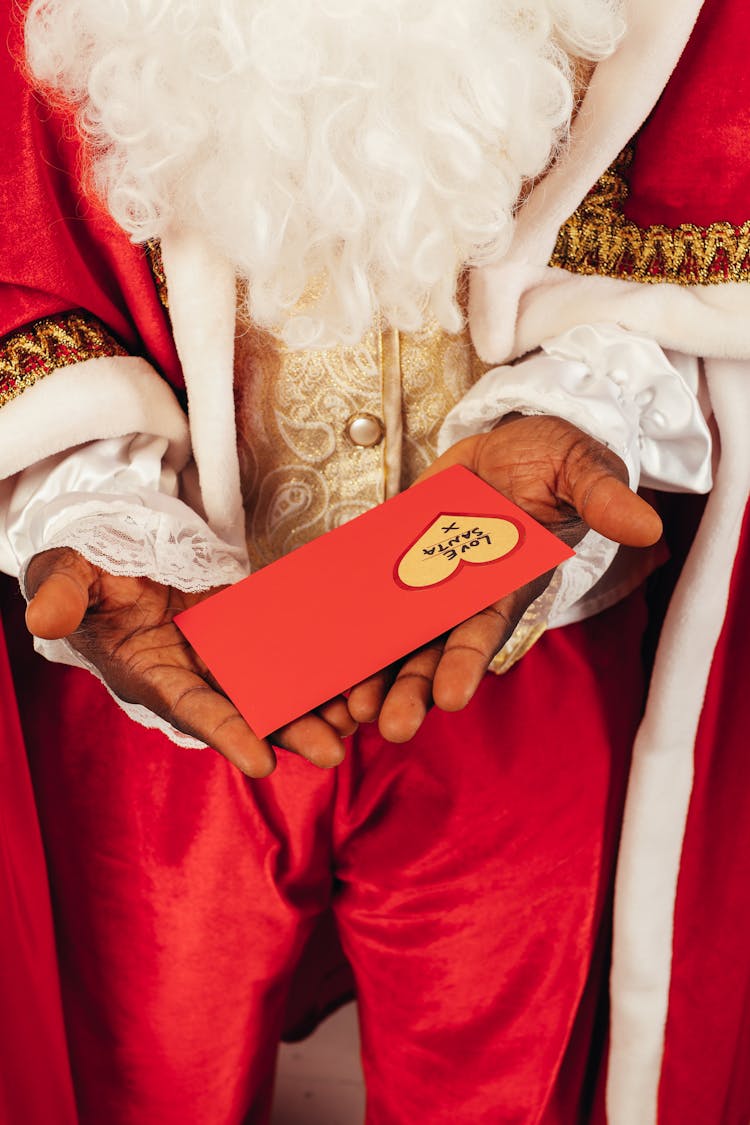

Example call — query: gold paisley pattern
[0,310,127,408]
[146,240,170,310]
[234,312,487,567]
[234,317,389,569]
[551,146,750,285]
[399,319,490,489]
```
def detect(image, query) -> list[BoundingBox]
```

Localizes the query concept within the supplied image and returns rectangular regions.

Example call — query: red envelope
[175,465,573,738]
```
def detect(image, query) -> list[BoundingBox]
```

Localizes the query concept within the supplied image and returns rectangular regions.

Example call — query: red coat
[1,1,749,1121]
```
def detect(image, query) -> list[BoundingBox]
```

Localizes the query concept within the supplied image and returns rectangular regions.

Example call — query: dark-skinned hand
[24,548,356,777]
[347,414,663,742]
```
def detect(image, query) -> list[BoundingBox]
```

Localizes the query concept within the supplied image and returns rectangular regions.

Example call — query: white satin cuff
[438,323,713,629]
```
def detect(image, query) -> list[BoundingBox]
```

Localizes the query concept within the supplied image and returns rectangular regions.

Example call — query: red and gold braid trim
[0,311,128,408]
[551,147,750,286]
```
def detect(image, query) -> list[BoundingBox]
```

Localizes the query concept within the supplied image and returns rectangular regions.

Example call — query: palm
[474,426,589,542]
[348,415,662,741]
[67,571,217,713]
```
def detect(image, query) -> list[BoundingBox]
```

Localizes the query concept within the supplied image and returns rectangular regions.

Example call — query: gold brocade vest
[233,316,489,569]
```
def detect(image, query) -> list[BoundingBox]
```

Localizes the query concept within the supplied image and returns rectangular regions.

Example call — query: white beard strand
[26,0,623,348]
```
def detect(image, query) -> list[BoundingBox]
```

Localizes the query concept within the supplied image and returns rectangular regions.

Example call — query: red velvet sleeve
[0,4,183,391]
[550,0,750,289]
[623,0,750,230]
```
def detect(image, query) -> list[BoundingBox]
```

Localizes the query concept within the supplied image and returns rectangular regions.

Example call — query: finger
[317,695,359,738]
[25,550,98,640]
[573,471,662,547]
[347,668,396,724]
[273,713,348,769]
[128,667,277,778]
[432,599,520,712]
[378,641,444,744]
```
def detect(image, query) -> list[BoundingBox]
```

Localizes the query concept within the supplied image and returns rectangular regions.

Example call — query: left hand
[24,548,355,777]
[347,414,663,742]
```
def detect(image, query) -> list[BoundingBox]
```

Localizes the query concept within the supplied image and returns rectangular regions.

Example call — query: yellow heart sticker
[396,514,521,589]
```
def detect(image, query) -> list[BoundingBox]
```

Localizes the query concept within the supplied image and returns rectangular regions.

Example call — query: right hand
[25,547,355,778]
[348,414,663,742]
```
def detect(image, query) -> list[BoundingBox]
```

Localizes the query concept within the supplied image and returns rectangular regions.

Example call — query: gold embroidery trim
[0,311,127,408]
[379,325,403,500]
[551,146,750,286]
[146,239,169,310]
[489,619,548,675]
[488,568,563,676]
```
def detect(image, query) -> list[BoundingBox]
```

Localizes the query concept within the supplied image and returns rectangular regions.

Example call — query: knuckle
[445,640,493,661]
[394,670,435,687]
[480,603,514,629]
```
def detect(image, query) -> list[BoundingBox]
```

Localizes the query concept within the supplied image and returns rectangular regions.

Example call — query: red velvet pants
[4,588,647,1124]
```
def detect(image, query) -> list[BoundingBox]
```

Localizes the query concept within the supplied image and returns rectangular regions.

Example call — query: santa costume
[0,0,748,1121]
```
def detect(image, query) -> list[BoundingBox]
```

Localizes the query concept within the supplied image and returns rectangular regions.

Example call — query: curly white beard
[26,0,622,348]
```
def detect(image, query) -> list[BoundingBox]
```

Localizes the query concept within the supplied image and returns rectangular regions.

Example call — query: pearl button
[346,413,385,447]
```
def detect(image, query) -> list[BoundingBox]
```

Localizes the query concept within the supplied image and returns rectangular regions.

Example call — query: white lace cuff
[17,500,248,597]
[437,323,713,627]
[3,433,249,748]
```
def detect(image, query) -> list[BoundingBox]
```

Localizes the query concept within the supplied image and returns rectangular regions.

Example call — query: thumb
[569,464,663,548]
[25,548,97,640]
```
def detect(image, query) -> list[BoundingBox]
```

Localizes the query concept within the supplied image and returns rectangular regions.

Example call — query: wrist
[490,410,526,431]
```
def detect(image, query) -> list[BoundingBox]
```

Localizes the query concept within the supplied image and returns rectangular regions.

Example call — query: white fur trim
[159,230,246,551]
[607,364,750,1124]
[469,0,706,362]
[0,355,190,479]
[475,266,750,367]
